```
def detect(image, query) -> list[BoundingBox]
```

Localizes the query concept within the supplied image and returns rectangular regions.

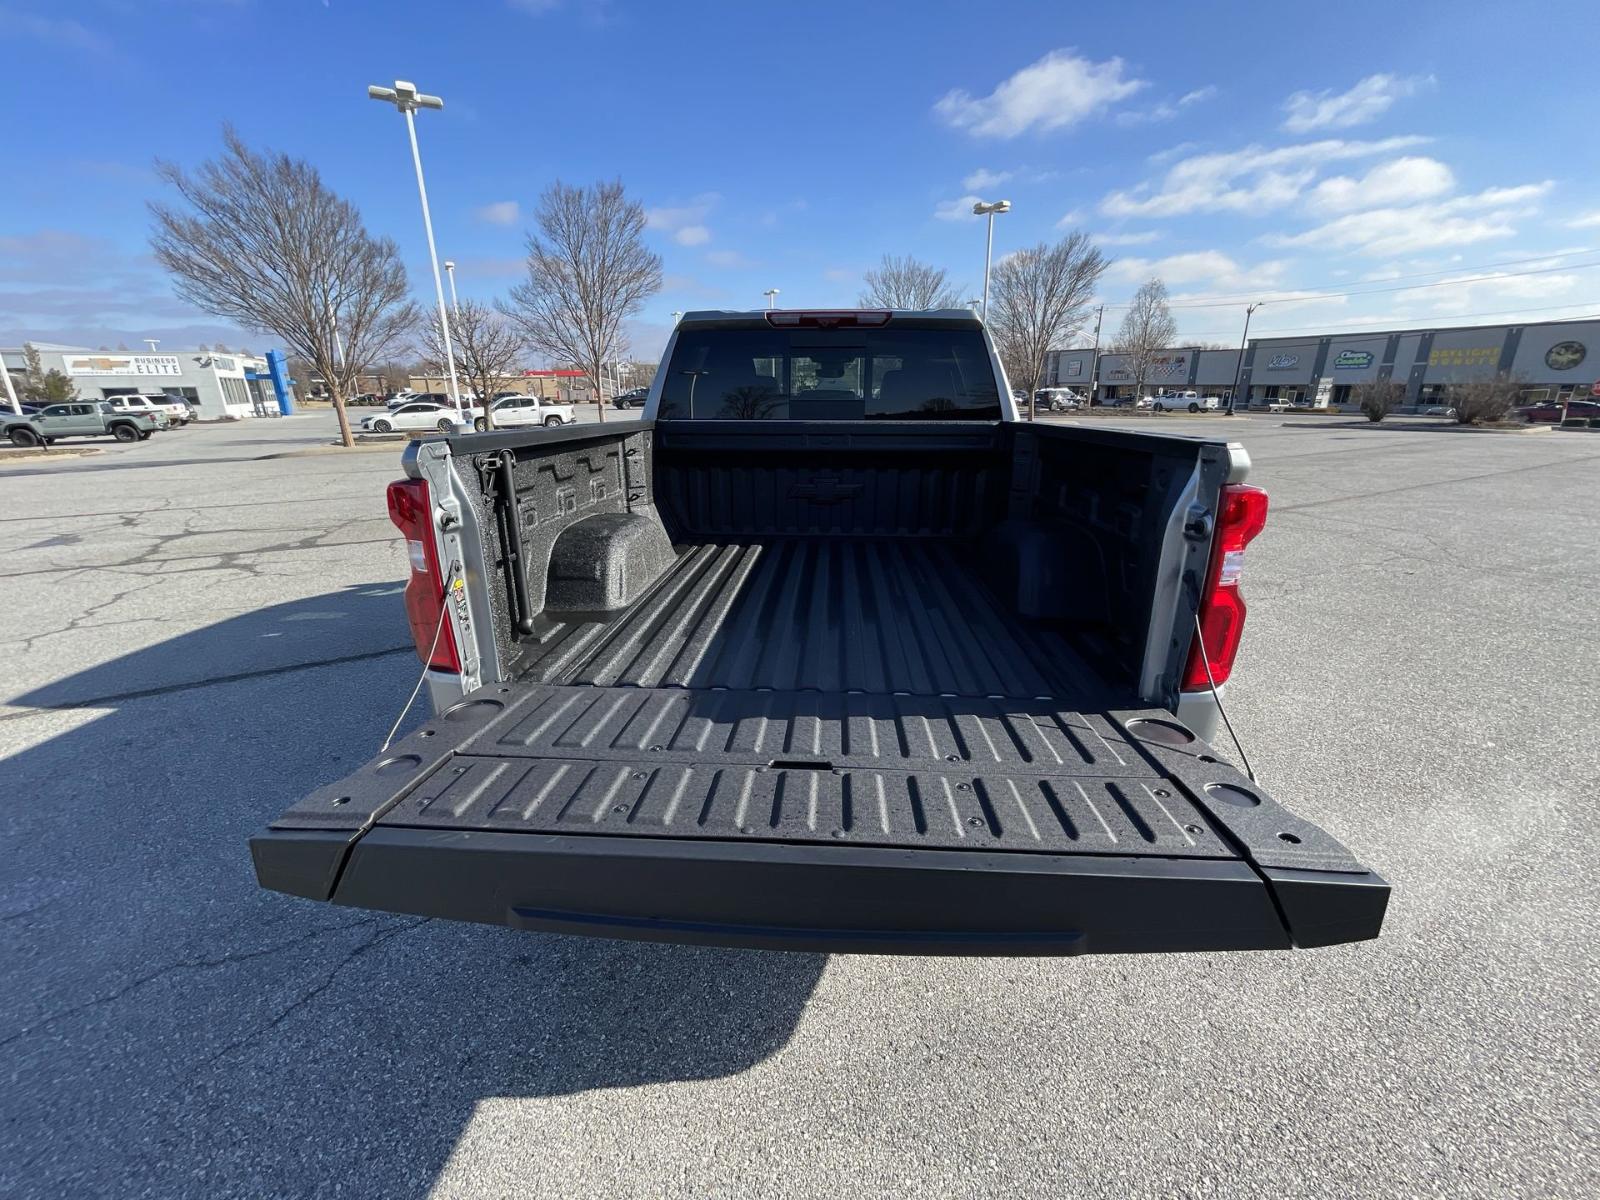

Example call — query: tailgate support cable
[1192,613,1256,782]
[380,559,460,753]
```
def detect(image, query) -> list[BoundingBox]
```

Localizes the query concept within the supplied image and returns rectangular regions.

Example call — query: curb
[1279,420,1551,434]
[0,446,105,463]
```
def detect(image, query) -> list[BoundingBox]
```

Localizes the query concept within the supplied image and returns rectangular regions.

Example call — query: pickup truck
[252,308,1388,956]
[4,401,161,446]
[105,392,190,426]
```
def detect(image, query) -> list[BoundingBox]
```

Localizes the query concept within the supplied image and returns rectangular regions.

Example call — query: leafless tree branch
[148,126,418,446]
[1112,277,1178,400]
[500,180,661,423]
[859,255,966,309]
[987,233,1109,407]
[415,299,526,430]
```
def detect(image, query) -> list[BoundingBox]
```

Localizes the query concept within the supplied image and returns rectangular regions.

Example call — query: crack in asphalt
[0,915,407,1051]
[190,917,432,1073]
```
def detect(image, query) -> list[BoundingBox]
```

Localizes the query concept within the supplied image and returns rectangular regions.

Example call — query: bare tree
[1113,278,1178,401]
[622,358,658,392]
[1352,379,1404,423]
[859,254,965,309]
[987,233,1109,406]
[1451,377,1522,425]
[415,299,526,430]
[149,127,418,447]
[502,180,661,424]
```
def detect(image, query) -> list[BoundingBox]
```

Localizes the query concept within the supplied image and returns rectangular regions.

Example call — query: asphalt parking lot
[2,413,1596,1199]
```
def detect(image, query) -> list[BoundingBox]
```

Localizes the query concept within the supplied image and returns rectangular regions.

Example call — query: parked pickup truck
[5,401,161,446]
[106,392,190,426]
[253,308,1388,956]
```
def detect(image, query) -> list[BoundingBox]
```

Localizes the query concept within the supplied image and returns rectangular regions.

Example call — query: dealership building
[1047,316,1600,409]
[1,343,294,420]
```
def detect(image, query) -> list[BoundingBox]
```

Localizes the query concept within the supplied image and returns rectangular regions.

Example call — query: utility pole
[1088,304,1104,406]
[1228,302,1262,416]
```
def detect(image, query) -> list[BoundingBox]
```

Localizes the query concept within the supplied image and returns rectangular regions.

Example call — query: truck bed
[254,532,1388,955]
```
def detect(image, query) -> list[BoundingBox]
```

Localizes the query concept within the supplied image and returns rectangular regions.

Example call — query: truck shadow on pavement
[1,584,824,1199]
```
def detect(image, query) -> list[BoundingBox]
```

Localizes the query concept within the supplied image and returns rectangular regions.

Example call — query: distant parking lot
[2,415,1596,1199]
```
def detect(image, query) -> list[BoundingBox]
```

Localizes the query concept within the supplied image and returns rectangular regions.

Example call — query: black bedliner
[253,539,1388,954]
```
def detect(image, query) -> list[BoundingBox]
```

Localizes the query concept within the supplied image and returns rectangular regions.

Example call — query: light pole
[1,349,20,415]
[671,311,683,326]
[444,260,459,315]
[368,79,463,413]
[143,339,160,355]
[971,199,1011,322]
[1227,302,1262,416]
[763,288,779,310]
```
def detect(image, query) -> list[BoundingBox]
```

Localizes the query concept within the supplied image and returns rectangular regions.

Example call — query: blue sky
[3,0,1598,359]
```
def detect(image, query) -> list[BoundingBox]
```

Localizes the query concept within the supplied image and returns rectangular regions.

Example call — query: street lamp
[671,311,683,325]
[971,199,1011,322]
[143,339,160,355]
[368,79,463,412]
[763,288,780,310]
[1227,302,1263,416]
[444,260,459,315]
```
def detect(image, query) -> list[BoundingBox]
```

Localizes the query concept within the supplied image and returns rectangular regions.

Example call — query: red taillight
[764,310,892,328]
[1182,483,1269,691]
[386,477,462,673]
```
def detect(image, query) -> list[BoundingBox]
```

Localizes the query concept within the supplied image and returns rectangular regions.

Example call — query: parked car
[1418,405,1458,418]
[9,401,161,445]
[613,388,649,410]
[1033,388,1082,412]
[106,392,190,426]
[1513,397,1599,423]
[1153,391,1222,414]
[253,306,1389,958]
[485,395,577,430]
[360,401,475,434]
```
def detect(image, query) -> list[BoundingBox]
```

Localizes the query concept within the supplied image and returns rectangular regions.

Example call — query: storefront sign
[1333,350,1374,369]
[1545,340,1586,370]
[1427,345,1498,368]
[1149,353,1190,379]
[62,353,183,377]
[1266,354,1299,370]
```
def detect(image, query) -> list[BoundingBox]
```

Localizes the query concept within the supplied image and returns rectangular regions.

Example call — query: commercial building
[1240,317,1599,408]
[1046,315,1600,410]
[1,343,294,420]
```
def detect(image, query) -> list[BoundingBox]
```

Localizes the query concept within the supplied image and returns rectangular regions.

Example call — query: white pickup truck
[252,308,1388,957]
[105,392,191,426]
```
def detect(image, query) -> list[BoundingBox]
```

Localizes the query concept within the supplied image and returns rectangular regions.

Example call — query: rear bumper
[251,825,1387,956]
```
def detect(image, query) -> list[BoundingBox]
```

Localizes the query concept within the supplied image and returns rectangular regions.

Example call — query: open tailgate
[252,684,1387,955]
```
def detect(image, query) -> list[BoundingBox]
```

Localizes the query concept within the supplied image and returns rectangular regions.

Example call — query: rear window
[658,324,1002,420]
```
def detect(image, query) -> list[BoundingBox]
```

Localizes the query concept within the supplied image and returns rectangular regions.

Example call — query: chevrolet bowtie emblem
[788,473,863,504]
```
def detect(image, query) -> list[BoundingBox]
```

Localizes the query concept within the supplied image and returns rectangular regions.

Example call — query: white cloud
[1100,135,1428,218]
[1269,182,1554,257]
[935,49,1145,138]
[473,200,521,226]
[1179,86,1218,107]
[705,248,757,268]
[934,195,986,221]
[1564,209,1600,229]
[647,193,720,244]
[1092,231,1161,246]
[1114,103,1177,127]
[1105,250,1290,292]
[1306,156,1455,214]
[1282,73,1432,133]
[1055,208,1084,228]
[963,167,1013,190]
[0,10,112,54]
